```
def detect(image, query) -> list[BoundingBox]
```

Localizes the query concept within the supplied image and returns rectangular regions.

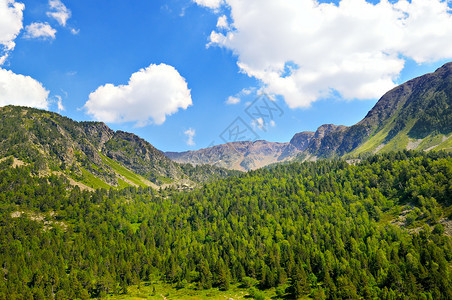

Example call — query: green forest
[0,150,451,299]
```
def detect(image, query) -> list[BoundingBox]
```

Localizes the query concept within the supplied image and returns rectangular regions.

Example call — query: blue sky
[1,0,452,151]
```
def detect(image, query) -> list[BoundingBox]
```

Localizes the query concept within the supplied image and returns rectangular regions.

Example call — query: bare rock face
[82,122,114,149]
[289,131,314,151]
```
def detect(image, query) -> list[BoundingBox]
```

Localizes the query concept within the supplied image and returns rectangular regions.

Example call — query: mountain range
[0,62,450,185]
[166,62,452,171]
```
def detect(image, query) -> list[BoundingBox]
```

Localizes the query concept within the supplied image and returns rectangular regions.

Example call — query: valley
[1,1,452,299]
[0,64,451,299]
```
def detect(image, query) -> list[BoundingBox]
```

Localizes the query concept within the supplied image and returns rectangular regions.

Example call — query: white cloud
[202,0,452,108]
[84,63,192,126]
[47,0,71,27]
[193,0,223,10]
[225,87,256,105]
[0,68,49,109]
[226,96,240,105]
[55,95,64,111]
[241,88,252,96]
[216,15,229,29]
[24,22,56,39]
[251,117,265,130]
[0,0,24,65]
[184,128,196,146]
[70,28,79,35]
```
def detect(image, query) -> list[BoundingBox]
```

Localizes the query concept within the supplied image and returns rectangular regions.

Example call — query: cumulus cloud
[216,15,229,29]
[184,128,196,146]
[226,96,240,105]
[0,0,24,65]
[193,0,223,10]
[84,63,192,126]
[24,22,56,39]
[0,68,50,109]
[201,0,452,108]
[47,0,71,27]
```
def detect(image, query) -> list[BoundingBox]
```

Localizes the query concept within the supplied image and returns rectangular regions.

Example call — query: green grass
[417,134,447,151]
[156,176,174,185]
[436,135,452,151]
[117,178,131,189]
[79,167,111,189]
[348,115,399,157]
[105,281,289,300]
[349,117,451,157]
[380,132,410,152]
[100,153,153,188]
[65,153,158,191]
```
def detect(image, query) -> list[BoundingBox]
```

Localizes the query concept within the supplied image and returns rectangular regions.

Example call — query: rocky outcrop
[289,131,314,151]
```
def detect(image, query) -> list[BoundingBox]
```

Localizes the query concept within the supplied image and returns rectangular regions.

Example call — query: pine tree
[292,265,310,298]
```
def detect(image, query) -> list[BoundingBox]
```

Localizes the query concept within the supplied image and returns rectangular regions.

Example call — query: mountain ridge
[0,105,239,189]
[1,63,450,174]
[166,62,452,170]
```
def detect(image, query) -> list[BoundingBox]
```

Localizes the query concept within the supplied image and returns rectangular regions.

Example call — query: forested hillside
[0,106,238,189]
[0,151,451,299]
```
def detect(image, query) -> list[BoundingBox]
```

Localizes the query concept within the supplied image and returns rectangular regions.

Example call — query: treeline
[0,151,451,299]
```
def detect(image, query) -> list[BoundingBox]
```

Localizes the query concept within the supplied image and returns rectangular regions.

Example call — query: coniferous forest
[0,151,451,299]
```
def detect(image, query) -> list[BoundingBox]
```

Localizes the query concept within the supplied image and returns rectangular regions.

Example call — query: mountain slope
[0,106,238,189]
[166,140,300,172]
[312,61,452,157]
[167,62,452,170]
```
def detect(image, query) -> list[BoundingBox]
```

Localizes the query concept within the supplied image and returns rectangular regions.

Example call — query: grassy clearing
[417,134,446,151]
[105,281,287,300]
[436,135,452,151]
[157,176,174,185]
[79,168,111,189]
[117,178,131,189]
[100,153,153,188]
[380,132,410,152]
[348,115,399,157]
[352,128,388,155]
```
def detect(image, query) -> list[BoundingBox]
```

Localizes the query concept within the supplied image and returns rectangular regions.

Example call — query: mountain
[0,105,239,189]
[166,62,452,170]
[166,140,300,172]
[308,61,452,157]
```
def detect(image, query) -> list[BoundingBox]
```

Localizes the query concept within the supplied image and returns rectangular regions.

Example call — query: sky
[1,0,452,152]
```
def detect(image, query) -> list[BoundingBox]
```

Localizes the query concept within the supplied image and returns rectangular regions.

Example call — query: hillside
[166,140,300,172]
[0,106,239,189]
[166,62,452,170]
[1,151,451,299]
[311,61,452,157]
